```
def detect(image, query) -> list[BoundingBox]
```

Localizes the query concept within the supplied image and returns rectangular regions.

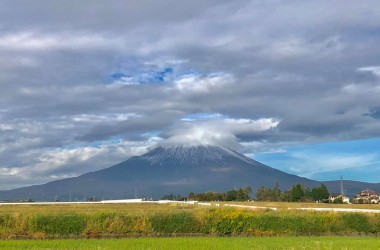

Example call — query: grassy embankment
[0,237,380,250]
[0,203,380,239]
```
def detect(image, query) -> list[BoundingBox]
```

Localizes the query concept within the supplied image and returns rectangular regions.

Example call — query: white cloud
[33,140,151,173]
[2,139,156,188]
[224,118,279,134]
[164,127,239,148]
[70,113,139,123]
[144,58,188,67]
[0,167,21,176]
[357,66,380,77]
[0,124,13,131]
[0,32,118,51]
[162,116,280,149]
[175,72,234,93]
[108,76,139,86]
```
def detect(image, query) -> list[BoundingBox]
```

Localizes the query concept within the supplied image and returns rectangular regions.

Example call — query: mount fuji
[0,145,378,201]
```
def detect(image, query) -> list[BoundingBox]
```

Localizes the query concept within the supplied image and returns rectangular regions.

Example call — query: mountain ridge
[0,145,378,201]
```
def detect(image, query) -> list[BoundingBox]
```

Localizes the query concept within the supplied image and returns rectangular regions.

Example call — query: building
[327,193,350,204]
[352,189,379,204]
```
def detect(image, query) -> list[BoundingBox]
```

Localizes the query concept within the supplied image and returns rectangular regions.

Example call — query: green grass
[1,203,380,238]
[0,237,379,250]
[0,202,378,215]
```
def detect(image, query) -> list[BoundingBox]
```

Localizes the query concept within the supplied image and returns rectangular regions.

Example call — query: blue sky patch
[254,137,380,183]
[108,67,174,85]
[181,113,224,121]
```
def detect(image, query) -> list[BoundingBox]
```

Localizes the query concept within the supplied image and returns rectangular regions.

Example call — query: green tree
[243,186,252,199]
[280,190,291,202]
[255,183,282,201]
[256,186,270,201]
[291,184,304,202]
[311,184,329,201]
[273,183,281,201]
[226,190,237,201]
[236,188,249,201]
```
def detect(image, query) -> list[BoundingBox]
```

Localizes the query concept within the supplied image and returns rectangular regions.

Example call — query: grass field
[1,201,379,215]
[0,237,379,250]
[1,202,380,239]
[0,203,202,215]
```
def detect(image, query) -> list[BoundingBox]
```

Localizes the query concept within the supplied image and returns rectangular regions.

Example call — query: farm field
[0,202,203,215]
[224,201,380,210]
[1,201,379,214]
[1,202,380,239]
[0,237,379,250]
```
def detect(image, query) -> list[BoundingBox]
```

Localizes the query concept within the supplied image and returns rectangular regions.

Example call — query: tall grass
[198,209,377,236]
[0,206,380,238]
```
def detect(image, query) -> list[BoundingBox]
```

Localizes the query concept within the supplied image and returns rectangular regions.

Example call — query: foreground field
[1,203,380,238]
[0,202,205,214]
[1,201,379,214]
[0,237,379,250]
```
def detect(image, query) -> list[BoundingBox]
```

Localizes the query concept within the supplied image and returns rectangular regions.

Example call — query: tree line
[256,183,330,202]
[161,183,330,202]
[161,186,253,201]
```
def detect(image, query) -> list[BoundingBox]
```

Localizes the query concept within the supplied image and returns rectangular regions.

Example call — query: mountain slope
[0,145,377,201]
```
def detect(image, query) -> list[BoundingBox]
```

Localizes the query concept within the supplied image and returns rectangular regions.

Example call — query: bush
[341,213,372,233]
[150,213,199,234]
[30,214,86,235]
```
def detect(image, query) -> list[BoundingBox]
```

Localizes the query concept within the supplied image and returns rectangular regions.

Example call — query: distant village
[329,189,379,204]
[325,177,379,204]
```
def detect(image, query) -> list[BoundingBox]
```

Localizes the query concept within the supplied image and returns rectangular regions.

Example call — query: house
[326,193,350,204]
[352,189,379,204]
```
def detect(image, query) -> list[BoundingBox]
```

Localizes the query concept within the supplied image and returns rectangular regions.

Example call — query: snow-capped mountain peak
[141,145,253,166]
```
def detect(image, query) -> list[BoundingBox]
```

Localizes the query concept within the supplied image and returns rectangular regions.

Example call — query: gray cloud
[0,0,380,188]
[365,107,380,119]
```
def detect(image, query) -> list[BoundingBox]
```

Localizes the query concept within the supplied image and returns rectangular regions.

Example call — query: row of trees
[161,183,329,202]
[161,186,252,201]
[256,183,329,202]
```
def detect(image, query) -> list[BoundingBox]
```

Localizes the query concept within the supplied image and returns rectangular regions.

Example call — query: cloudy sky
[1,0,380,189]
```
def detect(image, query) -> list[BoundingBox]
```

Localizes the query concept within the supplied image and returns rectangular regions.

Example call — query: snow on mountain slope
[141,145,254,166]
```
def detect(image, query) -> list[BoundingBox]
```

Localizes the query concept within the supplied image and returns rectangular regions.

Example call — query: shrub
[30,214,86,235]
[341,213,372,233]
[150,213,198,234]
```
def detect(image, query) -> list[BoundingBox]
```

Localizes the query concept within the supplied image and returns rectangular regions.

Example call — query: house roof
[359,190,378,196]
